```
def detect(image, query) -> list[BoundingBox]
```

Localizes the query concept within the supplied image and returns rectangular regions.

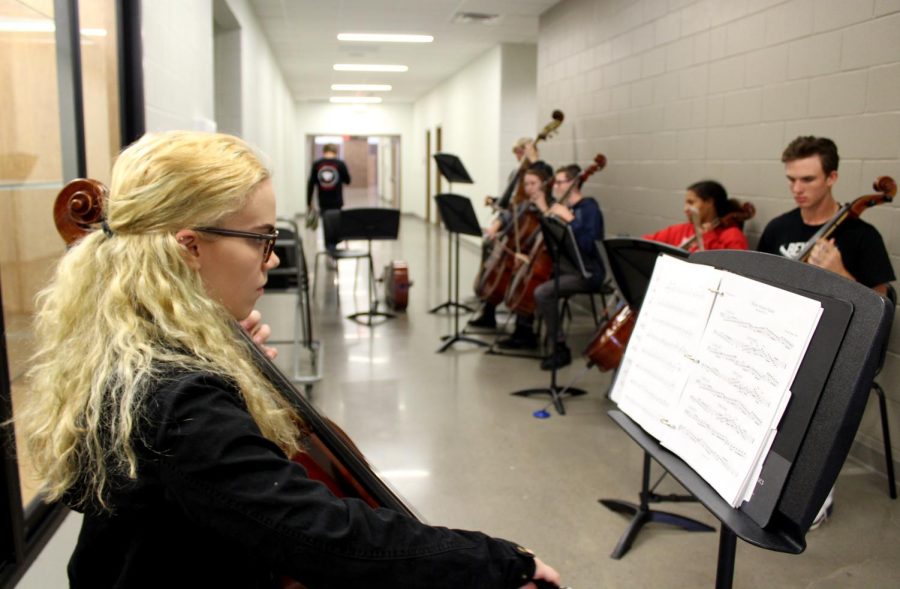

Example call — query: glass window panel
[79,0,118,183]
[0,0,65,511]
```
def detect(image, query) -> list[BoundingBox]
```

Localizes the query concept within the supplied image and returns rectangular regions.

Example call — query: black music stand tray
[510,216,590,414]
[339,208,401,326]
[434,193,490,352]
[607,250,893,588]
[596,238,710,555]
[430,153,475,315]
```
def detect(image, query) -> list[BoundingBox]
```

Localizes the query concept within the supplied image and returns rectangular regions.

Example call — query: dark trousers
[517,272,595,344]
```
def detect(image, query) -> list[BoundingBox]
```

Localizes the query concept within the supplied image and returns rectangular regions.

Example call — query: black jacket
[67,372,535,588]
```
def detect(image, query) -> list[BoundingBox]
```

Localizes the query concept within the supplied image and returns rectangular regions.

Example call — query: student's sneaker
[540,343,572,370]
[496,328,538,349]
[809,490,834,530]
[468,313,497,329]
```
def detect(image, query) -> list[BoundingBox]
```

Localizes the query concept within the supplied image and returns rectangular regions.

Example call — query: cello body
[504,233,553,315]
[475,206,544,305]
[581,305,636,371]
[382,260,411,311]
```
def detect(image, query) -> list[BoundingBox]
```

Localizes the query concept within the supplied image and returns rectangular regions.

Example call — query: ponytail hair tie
[100,219,115,238]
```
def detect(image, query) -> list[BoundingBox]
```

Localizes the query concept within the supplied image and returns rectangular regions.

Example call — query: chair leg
[312,252,323,299]
[873,382,897,499]
[589,293,599,326]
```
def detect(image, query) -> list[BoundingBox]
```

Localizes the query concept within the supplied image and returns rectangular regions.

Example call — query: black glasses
[193,226,279,262]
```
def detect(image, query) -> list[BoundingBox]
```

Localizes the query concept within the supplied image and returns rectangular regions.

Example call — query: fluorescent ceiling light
[337,33,433,43]
[330,96,383,104]
[0,19,106,36]
[331,84,392,92]
[334,64,408,72]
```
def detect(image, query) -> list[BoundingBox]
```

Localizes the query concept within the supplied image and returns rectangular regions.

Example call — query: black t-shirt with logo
[757,208,895,288]
[307,157,351,210]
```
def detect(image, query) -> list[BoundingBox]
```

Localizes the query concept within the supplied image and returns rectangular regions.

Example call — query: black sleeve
[339,161,351,185]
[152,374,535,589]
[307,162,318,207]
[756,221,776,255]
[843,222,895,288]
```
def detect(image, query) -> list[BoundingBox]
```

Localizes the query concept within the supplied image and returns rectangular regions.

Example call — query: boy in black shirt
[757,136,894,294]
[307,143,351,253]
[757,135,895,528]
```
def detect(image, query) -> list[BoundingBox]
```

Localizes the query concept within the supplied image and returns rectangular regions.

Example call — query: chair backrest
[338,208,400,241]
[266,218,304,290]
[875,284,897,375]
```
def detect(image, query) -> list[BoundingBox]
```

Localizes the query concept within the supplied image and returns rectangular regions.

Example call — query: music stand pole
[429,156,475,314]
[437,229,489,352]
[433,193,490,352]
[511,219,587,414]
[428,189,474,315]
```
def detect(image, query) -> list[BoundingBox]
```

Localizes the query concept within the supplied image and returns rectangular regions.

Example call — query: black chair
[264,218,320,388]
[870,284,897,498]
[312,209,371,298]
[559,279,615,330]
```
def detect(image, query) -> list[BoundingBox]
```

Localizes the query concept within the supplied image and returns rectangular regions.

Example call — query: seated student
[643,180,749,251]
[470,160,555,329]
[17,131,560,589]
[758,135,895,528]
[496,165,604,366]
[532,164,607,370]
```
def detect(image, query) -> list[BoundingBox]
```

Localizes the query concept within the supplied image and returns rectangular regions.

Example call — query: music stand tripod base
[511,386,587,416]
[432,192,487,353]
[429,300,474,313]
[510,217,592,415]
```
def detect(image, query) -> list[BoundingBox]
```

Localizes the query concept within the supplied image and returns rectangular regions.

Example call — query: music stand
[596,238,711,556]
[338,208,401,326]
[608,250,892,588]
[510,216,590,414]
[603,237,688,309]
[434,194,490,352]
[429,153,475,315]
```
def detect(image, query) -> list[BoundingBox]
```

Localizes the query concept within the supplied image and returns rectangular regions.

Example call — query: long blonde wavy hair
[18,131,301,509]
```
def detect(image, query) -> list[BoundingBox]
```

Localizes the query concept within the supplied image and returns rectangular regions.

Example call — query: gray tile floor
[260,214,900,589]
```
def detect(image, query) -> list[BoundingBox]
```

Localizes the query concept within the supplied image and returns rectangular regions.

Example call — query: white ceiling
[245,0,561,104]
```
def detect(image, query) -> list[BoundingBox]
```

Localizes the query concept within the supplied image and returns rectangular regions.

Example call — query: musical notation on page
[613,255,722,441]
[613,257,822,507]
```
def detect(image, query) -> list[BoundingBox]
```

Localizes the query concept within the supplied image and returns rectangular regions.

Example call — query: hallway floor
[256,214,900,588]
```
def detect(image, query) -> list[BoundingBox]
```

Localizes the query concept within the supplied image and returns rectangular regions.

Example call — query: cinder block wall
[537,0,900,477]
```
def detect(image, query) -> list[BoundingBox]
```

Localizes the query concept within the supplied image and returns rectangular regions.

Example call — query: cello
[474,111,564,304]
[504,154,608,316]
[381,260,412,311]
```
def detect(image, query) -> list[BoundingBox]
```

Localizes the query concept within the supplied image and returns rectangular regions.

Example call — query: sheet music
[661,272,823,506]
[612,255,722,441]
